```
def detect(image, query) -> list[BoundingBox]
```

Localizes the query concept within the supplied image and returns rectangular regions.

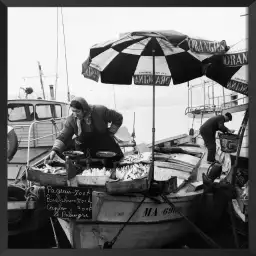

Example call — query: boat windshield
[35,103,62,120]
[8,103,63,122]
[8,103,34,122]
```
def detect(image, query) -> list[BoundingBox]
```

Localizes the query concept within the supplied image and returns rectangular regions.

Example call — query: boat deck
[10,147,51,164]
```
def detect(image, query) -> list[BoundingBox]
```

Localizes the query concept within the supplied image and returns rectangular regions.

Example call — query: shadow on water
[8,216,248,249]
[164,210,248,249]
[8,218,72,249]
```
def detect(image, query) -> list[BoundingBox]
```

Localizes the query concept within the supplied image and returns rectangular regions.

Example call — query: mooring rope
[103,196,146,249]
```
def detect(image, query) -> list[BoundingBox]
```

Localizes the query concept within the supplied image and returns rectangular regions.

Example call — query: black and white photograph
[7,7,249,249]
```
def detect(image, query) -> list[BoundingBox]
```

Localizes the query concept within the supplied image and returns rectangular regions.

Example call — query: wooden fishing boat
[185,79,249,247]
[22,132,234,249]
[8,97,69,236]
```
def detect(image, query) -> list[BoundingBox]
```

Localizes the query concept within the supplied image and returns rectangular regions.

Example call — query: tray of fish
[115,163,150,180]
[105,163,151,195]
[119,152,152,165]
[27,165,67,186]
[76,167,112,186]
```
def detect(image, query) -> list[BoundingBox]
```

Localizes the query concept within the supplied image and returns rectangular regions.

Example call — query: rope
[50,217,60,248]
[24,185,39,210]
[161,194,221,249]
[103,196,146,249]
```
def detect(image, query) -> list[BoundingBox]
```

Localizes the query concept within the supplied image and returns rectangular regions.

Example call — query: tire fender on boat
[7,126,18,162]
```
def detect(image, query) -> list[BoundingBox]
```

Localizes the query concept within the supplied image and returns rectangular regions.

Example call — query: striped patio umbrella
[81,30,229,181]
[82,30,229,86]
[203,38,248,96]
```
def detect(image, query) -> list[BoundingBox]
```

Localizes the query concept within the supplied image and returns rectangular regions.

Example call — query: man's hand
[44,150,57,163]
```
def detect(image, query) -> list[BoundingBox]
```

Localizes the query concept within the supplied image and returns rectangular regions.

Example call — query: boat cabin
[8,99,69,185]
[8,99,69,148]
[185,79,248,159]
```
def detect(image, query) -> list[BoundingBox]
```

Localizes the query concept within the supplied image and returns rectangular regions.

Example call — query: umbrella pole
[151,48,156,182]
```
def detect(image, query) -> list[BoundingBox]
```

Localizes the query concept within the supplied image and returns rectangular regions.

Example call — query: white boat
[185,79,248,228]
[22,130,233,249]
[10,82,247,249]
[8,96,69,236]
[186,79,248,159]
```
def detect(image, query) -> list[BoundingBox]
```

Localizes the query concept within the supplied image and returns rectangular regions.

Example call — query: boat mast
[37,61,46,99]
[112,85,117,109]
[54,7,59,100]
[222,87,225,107]
[187,81,190,110]
[60,7,70,102]
[203,80,206,108]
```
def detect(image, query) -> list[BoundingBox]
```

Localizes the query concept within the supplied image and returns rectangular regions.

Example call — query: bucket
[219,133,240,153]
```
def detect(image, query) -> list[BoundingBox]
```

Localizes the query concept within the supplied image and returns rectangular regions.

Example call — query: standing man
[46,96,124,163]
[200,112,235,163]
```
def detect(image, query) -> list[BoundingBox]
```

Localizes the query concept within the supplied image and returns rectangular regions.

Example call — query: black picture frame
[1,1,255,256]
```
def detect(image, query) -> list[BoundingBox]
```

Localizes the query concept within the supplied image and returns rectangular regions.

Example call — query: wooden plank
[154,166,190,180]
[147,134,188,148]
[165,154,200,166]
[154,161,194,173]
[27,167,67,186]
[179,146,204,155]
[8,201,36,210]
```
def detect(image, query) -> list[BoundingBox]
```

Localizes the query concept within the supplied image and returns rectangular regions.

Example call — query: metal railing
[25,117,66,166]
[221,96,248,109]
[186,95,248,116]
[185,104,222,115]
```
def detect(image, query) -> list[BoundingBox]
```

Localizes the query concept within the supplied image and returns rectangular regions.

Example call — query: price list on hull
[45,186,92,219]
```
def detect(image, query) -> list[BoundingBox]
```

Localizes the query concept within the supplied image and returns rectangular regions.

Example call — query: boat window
[8,104,34,122]
[35,104,62,120]
[68,106,72,116]
[55,104,62,117]
[35,104,53,120]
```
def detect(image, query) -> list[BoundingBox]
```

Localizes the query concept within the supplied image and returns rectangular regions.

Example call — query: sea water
[119,105,190,144]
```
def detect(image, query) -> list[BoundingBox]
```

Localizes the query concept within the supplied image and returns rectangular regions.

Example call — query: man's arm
[218,120,230,133]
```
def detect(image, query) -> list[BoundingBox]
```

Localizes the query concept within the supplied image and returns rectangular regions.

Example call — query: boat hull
[57,191,202,248]
[58,218,194,248]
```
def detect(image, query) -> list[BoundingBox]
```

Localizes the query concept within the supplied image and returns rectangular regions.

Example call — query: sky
[8,7,248,110]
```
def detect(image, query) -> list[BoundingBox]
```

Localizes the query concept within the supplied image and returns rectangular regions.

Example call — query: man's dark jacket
[200,115,229,137]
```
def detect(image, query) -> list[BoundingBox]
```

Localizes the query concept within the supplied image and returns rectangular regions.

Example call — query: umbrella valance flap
[202,38,248,96]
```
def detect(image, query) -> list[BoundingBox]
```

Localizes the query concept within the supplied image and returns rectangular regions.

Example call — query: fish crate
[76,167,112,186]
[27,166,67,186]
[105,176,149,195]
[105,162,151,195]
[219,133,240,153]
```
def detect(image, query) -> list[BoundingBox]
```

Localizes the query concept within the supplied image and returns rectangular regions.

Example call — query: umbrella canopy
[82,30,229,86]
[81,30,229,183]
[203,38,248,96]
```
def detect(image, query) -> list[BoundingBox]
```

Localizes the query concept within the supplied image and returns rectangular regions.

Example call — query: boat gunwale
[91,189,203,203]
[58,216,187,225]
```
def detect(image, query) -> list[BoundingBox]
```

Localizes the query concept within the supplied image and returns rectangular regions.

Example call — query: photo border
[1,1,255,256]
